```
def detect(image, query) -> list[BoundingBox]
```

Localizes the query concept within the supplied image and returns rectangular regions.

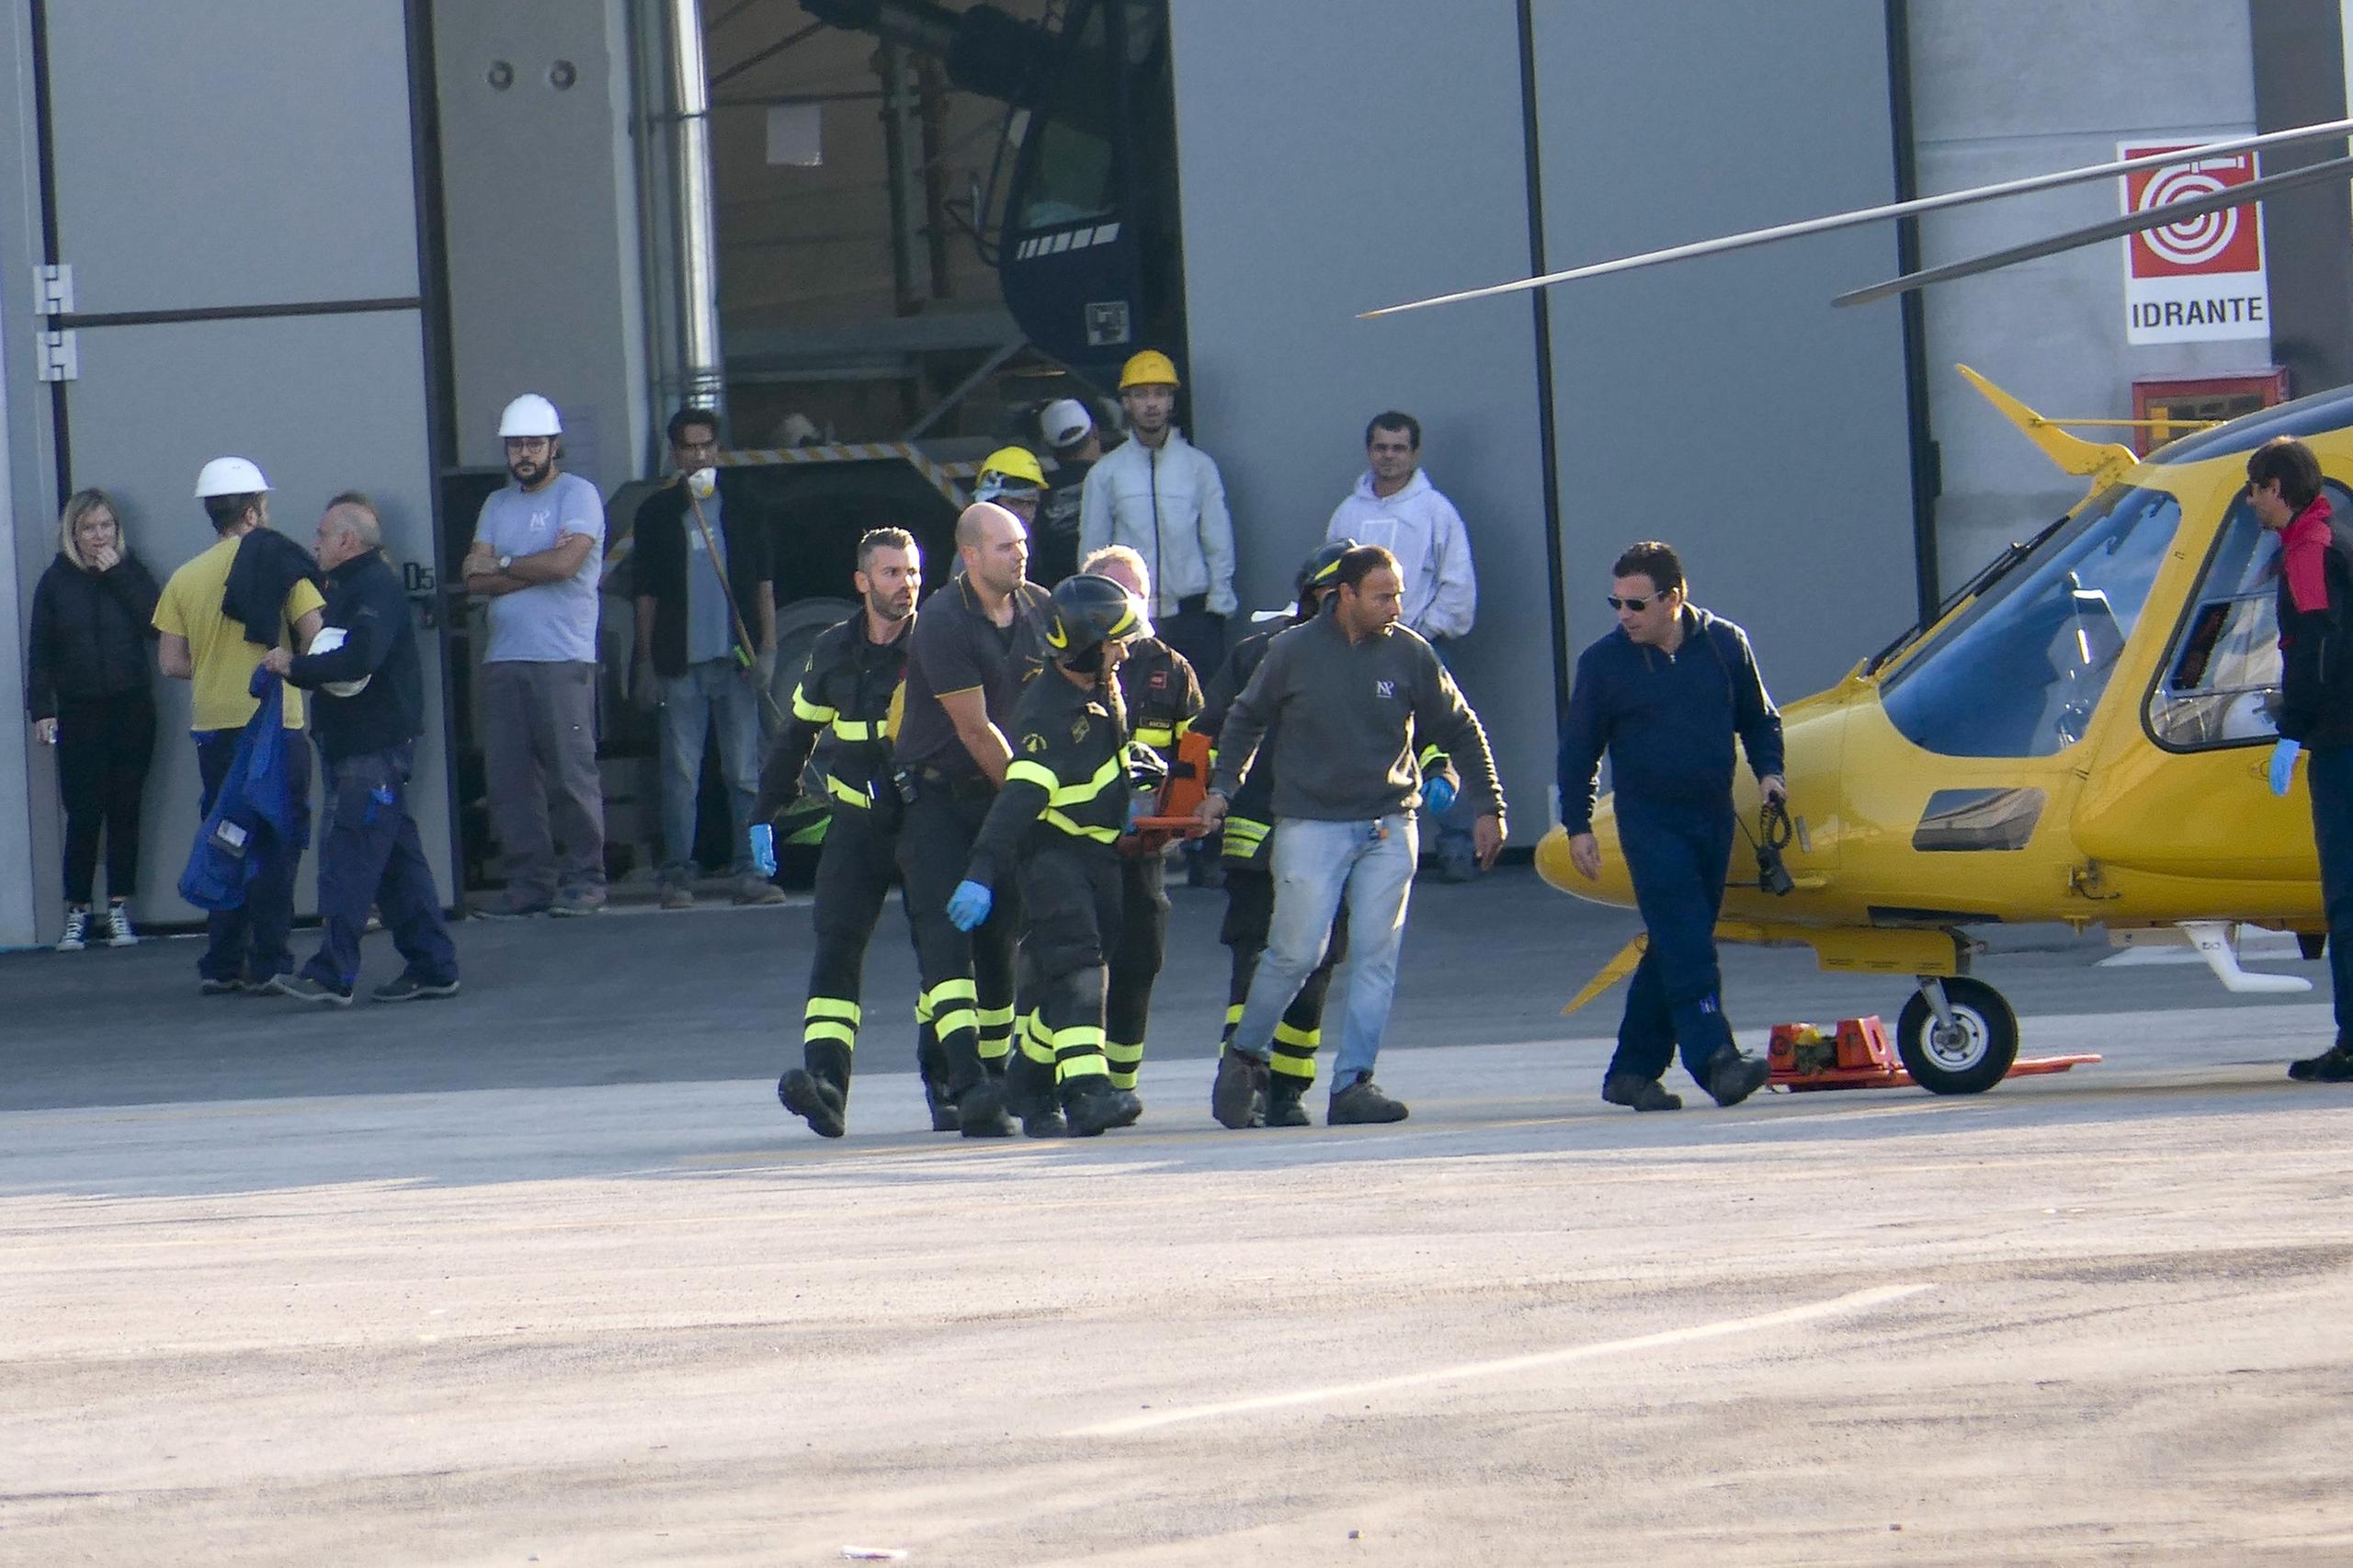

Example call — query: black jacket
[222,528,323,649]
[754,610,913,821]
[966,667,1131,888]
[286,551,425,764]
[2273,498,2353,747]
[632,472,774,678]
[26,551,160,718]
[1556,605,1783,835]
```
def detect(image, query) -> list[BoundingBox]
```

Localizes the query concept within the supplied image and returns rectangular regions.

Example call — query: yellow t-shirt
[153,534,325,732]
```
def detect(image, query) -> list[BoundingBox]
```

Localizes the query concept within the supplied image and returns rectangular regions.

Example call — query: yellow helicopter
[1538,365,2346,1092]
[1362,118,2353,1094]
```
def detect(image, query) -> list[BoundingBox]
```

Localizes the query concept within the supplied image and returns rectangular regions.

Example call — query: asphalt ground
[8,867,2353,1563]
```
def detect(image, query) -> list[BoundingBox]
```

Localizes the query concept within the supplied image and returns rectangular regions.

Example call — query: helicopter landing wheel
[1896,976,2019,1095]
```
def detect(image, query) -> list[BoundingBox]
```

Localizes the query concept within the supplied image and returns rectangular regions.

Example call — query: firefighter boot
[778,1040,852,1139]
[1006,1049,1065,1138]
[1263,1074,1313,1128]
[916,1028,959,1132]
[1065,1078,1142,1138]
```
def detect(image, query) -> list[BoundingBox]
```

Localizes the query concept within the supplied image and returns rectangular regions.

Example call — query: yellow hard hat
[977,445,1047,491]
[1119,349,1181,392]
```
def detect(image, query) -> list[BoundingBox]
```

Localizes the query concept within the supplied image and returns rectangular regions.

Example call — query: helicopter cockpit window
[1881,484,2181,757]
[2145,481,2353,749]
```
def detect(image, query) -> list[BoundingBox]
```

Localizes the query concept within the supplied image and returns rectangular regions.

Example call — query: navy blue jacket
[286,551,424,764]
[1556,606,1783,835]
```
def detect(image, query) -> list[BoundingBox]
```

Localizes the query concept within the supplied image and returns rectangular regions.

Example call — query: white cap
[195,457,270,498]
[498,392,563,437]
[1041,397,1094,449]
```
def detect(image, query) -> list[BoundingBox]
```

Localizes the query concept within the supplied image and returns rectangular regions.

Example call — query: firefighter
[1074,544,1200,1110]
[1197,540,1357,1126]
[895,501,1054,1137]
[761,528,956,1137]
[946,574,1152,1137]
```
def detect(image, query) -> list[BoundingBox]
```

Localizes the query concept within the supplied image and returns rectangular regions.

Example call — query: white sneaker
[55,907,89,952]
[103,903,138,948]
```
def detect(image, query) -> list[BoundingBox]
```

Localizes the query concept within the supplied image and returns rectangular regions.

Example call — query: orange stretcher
[1767,1016,2100,1091]
[1123,727,1212,853]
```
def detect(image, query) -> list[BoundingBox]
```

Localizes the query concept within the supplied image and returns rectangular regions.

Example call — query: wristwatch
[497,553,514,571]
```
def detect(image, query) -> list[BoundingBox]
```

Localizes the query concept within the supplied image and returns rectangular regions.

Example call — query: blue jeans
[2306,744,2353,1045]
[1609,797,1736,1086]
[303,741,458,992]
[193,727,312,984]
[659,658,761,877]
[1230,812,1418,1086]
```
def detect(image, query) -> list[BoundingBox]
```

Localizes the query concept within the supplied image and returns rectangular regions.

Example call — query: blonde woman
[26,488,160,949]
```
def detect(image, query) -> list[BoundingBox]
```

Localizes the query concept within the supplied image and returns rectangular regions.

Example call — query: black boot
[1263,1075,1313,1127]
[1065,1078,1142,1137]
[778,1040,853,1138]
[956,1076,1017,1138]
[1212,1045,1270,1130]
[1602,1074,1683,1112]
[1704,1046,1772,1108]
[2289,1041,2353,1082]
[1005,1051,1064,1137]
[916,1030,959,1132]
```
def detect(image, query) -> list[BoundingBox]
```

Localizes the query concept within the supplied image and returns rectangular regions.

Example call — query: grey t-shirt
[684,489,734,665]
[472,472,606,664]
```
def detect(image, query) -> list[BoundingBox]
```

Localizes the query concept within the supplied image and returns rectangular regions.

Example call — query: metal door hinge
[35,264,73,316]
[37,329,78,381]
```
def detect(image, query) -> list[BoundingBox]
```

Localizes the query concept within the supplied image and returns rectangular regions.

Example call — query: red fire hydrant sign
[2118,141,2271,346]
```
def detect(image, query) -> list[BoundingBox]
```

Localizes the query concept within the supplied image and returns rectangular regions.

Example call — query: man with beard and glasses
[462,393,609,919]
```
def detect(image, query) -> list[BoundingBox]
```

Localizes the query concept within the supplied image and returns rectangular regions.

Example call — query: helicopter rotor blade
[1358,117,2353,320]
[1832,152,2353,308]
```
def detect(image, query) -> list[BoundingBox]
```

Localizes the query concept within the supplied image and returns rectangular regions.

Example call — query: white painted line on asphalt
[1068,1282,1929,1437]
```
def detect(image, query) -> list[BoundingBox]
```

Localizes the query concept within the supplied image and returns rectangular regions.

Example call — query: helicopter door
[2075,483,2353,880]
[997,0,1180,387]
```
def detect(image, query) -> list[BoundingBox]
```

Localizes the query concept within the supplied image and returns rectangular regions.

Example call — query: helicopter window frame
[2141,479,2353,755]
[1877,483,2183,759]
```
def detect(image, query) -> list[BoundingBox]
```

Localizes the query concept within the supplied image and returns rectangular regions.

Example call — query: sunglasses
[1606,593,1662,612]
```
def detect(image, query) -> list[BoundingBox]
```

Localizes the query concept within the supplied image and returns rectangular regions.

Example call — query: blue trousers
[1610,798,1736,1086]
[659,658,761,877]
[2306,744,2353,1046]
[301,741,458,992]
[194,727,312,984]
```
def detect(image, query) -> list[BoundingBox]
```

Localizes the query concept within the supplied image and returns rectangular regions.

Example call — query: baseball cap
[1041,397,1095,450]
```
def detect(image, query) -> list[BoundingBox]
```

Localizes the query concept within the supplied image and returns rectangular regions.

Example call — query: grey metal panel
[1163,1,1555,834]
[62,311,445,926]
[1908,0,2257,590]
[1530,2,1918,707]
[41,0,418,312]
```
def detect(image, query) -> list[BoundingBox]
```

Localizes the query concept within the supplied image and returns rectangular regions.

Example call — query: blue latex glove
[748,823,777,878]
[2269,737,2302,797]
[1422,774,1457,816]
[1124,794,1152,834]
[947,879,994,932]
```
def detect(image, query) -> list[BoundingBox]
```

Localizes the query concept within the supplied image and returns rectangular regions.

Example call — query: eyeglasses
[1606,594,1658,612]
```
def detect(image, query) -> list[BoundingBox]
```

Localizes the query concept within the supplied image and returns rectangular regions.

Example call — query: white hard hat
[1041,397,1094,449]
[498,392,563,437]
[195,457,271,498]
[305,626,371,699]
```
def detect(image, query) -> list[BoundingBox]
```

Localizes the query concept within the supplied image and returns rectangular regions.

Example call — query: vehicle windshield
[1011,4,1118,231]
[1881,484,2184,757]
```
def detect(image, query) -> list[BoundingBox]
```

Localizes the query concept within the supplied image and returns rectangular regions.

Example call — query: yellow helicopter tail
[1957,364,2140,487]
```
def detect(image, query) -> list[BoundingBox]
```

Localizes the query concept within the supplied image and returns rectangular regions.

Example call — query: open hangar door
[27,0,449,934]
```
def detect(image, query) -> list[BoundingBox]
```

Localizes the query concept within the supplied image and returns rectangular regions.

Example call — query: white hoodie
[1325,468,1476,640]
[1077,429,1237,616]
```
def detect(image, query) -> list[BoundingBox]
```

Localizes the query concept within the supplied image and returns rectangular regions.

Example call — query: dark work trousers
[302,740,458,992]
[1610,796,1737,1086]
[803,801,948,1093]
[1155,603,1226,697]
[896,777,1021,1097]
[1219,860,1348,1086]
[194,726,313,985]
[54,692,154,904]
[2307,744,2353,1046]
[1017,840,1121,1093]
[480,660,606,905]
[1102,850,1168,1090]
